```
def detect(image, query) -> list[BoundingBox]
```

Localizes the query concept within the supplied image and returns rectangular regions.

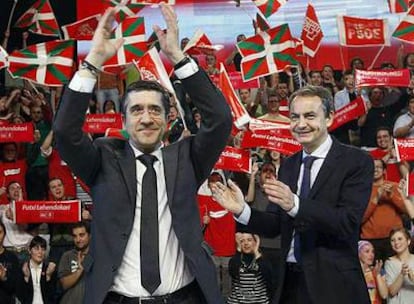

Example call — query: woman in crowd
[358,240,388,303]
[16,236,57,304]
[227,233,273,304]
[385,228,414,303]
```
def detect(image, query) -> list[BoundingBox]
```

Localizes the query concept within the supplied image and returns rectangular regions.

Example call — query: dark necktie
[138,154,161,294]
[294,155,317,264]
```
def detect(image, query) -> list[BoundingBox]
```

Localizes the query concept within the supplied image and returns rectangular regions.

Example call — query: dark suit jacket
[16,261,57,304]
[244,139,373,304]
[53,70,232,304]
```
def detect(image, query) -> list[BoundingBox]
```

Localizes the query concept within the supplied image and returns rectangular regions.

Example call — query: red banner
[408,172,414,196]
[83,114,123,134]
[0,123,34,143]
[337,15,390,47]
[248,118,290,131]
[217,64,251,128]
[13,200,81,223]
[214,146,251,173]
[329,96,367,131]
[394,138,414,162]
[211,72,259,89]
[355,69,411,88]
[241,129,301,155]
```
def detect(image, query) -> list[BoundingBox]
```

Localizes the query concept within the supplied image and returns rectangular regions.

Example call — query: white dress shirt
[110,144,193,296]
[237,136,333,263]
[30,260,44,304]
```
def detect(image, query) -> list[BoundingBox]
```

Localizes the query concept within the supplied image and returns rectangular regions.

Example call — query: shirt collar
[129,140,163,160]
[29,260,43,270]
[302,135,332,160]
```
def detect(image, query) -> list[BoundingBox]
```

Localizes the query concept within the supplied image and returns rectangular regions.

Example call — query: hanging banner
[83,114,123,134]
[329,96,367,131]
[355,69,410,88]
[241,129,301,155]
[0,123,34,143]
[214,146,251,173]
[13,200,81,223]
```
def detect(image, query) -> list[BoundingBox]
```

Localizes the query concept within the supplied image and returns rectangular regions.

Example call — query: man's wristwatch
[80,60,101,77]
[174,56,191,70]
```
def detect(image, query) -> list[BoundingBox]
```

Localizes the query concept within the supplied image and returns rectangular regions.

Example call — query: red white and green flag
[254,13,271,32]
[0,46,8,70]
[293,37,304,56]
[237,23,297,81]
[15,0,60,37]
[146,30,163,51]
[252,0,288,18]
[300,3,323,57]
[388,0,411,13]
[104,0,144,23]
[183,29,224,55]
[103,17,147,70]
[7,40,75,87]
[393,6,414,43]
[61,14,101,40]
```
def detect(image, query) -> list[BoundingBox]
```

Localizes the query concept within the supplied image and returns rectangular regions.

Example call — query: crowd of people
[0,3,414,304]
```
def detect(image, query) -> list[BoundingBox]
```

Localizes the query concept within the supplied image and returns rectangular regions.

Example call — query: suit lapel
[162,144,178,208]
[309,140,342,197]
[117,143,137,207]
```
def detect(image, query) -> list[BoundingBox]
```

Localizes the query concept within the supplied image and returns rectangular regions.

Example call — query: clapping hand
[211,179,245,216]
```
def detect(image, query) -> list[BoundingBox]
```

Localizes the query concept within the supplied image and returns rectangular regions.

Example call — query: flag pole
[339,45,346,72]
[7,0,19,31]
[368,45,385,70]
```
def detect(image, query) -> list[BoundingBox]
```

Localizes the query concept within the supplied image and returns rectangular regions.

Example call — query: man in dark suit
[212,85,373,304]
[53,4,231,304]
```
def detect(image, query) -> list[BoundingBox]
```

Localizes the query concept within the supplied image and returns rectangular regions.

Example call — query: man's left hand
[263,178,295,211]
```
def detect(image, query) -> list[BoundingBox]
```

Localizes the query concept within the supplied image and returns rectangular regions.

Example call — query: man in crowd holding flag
[54,3,232,304]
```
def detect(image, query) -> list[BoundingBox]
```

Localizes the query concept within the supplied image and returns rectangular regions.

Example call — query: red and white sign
[241,129,301,155]
[337,15,390,47]
[301,3,324,57]
[214,146,251,173]
[394,138,414,162]
[0,123,34,143]
[13,200,81,223]
[408,171,414,196]
[329,96,367,131]
[249,118,290,131]
[355,69,411,88]
[217,63,251,129]
[210,72,259,90]
[83,114,123,133]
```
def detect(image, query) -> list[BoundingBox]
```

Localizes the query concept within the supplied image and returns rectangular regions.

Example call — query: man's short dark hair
[29,235,47,250]
[376,126,392,137]
[121,80,171,117]
[48,177,63,188]
[71,221,91,235]
[6,181,20,192]
[289,85,334,117]
[309,70,321,78]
